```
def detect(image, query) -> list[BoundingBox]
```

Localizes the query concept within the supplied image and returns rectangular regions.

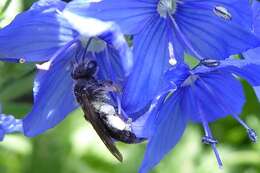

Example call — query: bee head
[71,60,98,80]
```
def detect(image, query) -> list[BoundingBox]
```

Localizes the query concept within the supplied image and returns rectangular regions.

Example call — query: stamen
[201,122,223,168]
[200,59,220,67]
[247,129,257,143]
[197,104,223,168]
[19,58,26,64]
[169,15,205,60]
[168,42,177,65]
[213,6,232,21]
[202,136,218,145]
[234,116,258,143]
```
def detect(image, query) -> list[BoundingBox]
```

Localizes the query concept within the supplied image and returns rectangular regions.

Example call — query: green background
[0,0,260,173]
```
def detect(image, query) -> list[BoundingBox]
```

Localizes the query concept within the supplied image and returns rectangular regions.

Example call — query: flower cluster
[0,0,260,172]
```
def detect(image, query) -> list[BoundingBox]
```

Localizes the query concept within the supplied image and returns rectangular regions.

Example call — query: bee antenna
[74,45,82,65]
[82,38,93,62]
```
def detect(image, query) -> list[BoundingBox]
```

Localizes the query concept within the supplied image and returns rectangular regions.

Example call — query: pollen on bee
[213,6,232,21]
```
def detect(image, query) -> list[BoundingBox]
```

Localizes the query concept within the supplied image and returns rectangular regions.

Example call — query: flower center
[157,0,177,18]
[181,74,198,87]
[80,37,107,53]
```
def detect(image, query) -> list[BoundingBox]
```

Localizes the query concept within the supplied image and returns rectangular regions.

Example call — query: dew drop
[214,6,232,21]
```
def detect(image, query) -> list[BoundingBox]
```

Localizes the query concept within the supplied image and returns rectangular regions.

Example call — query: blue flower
[133,58,260,173]
[243,0,260,100]
[0,0,133,137]
[65,0,260,115]
[0,106,23,141]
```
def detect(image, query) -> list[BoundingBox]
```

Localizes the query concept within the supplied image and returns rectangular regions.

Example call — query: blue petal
[194,58,260,86]
[221,62,260,86]
[64,0,157,34]
[30,0,66,11]
[122,17,173,115]
[243,47,260,60]
[23,45,78,137]
[95,47,126,83]
[0,0,77,63]
[139,91,187,173]
[98,25,134,76]
[190,71,245,122]
[252,0,260,34]
[0,114,23,141]
[175,0,260,59]
[132,86,176,138]
[253,86,260,101]
[241,1,260,60]
[163,63,190,86]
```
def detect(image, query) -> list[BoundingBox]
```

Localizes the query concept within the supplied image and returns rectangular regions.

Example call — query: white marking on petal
[168,42,177,65]
[63,11,114,38]
[36,61,51,70]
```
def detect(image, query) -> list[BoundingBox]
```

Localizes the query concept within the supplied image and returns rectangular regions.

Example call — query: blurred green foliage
[0,0,260,173]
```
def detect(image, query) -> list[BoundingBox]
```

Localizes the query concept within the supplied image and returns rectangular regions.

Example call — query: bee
[71,60,144,162]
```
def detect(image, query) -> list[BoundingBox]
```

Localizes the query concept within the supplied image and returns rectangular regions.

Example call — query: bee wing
[79,95,123,162]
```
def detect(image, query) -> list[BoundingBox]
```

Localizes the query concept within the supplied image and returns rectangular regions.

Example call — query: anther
[213,6,232,21]
[247,128,258,143]
[200,59,220,67]
[234,116,258,143]
[19,58,26,64]
[202,136,218,145]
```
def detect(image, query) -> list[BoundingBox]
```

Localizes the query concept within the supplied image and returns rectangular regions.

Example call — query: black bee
[71,60,143,162]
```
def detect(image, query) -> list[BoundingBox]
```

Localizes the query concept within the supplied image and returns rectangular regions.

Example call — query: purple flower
[243,0,260,100]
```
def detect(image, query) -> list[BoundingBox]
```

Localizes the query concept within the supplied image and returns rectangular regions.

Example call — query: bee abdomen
[91,100,145,144]
[110,129,145,144]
